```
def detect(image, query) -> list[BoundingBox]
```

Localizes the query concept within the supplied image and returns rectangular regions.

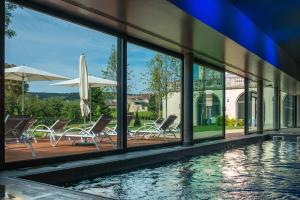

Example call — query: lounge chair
[5,115,36,158]
[131,115,177,142]
[54,115,114,151]
[32,119,71,146]
[106,115,134,136]
[144,118,164,128]
[172,122,181,133]
[24,118,37,143]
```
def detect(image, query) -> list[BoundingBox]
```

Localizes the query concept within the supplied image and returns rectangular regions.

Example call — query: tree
[91,88,112,119]
[5,63,29,115]
[101,44,134,93]
[146,54,181,119]
[148,94,157,113]
[133,112,141,127]
[5,3,24,115]
[61,100,82,124]
[5,2,18,38]
[102,45,117,80]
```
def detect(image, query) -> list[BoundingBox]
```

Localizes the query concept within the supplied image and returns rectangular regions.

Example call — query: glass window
[248,80,257,133]
[225,72,245,136]
[4,3,119,162]
[193,64,224,140]
[127,43,182,148]
[263,84,274,130]
[281,92,295,128]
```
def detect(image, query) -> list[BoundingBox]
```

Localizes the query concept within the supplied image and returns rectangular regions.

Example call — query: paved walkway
[0,177,110,200]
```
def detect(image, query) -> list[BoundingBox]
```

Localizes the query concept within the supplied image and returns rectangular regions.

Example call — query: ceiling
[230,0,300,64]
[12,0,300,94]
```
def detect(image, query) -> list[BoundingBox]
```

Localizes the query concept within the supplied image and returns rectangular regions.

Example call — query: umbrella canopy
[50,75,117,87]
[5,65,69,114]
[5,65,68,81]
[51,75,116,123]
[79,54,90,118]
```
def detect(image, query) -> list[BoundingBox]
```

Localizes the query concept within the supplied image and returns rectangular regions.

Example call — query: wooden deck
[5,136,180,162]
[5,131,245,162]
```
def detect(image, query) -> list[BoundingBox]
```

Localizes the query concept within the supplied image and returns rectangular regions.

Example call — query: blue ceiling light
[169,0,279,67]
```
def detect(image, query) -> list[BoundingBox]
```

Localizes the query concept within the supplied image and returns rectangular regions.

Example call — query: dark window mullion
[117,37,127,150]
[0,0,5,168]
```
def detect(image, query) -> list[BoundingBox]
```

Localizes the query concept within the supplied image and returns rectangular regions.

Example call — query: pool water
[65,141,300,199]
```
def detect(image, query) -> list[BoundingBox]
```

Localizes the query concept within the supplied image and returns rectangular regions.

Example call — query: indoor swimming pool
[65,140,300,199]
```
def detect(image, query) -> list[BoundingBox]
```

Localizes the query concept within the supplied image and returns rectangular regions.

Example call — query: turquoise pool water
[65,141,300,199]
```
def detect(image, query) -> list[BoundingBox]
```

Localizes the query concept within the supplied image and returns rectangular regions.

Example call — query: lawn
[193,125,244,139]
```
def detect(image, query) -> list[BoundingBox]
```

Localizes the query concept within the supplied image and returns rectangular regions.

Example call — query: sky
[5,6,156,94]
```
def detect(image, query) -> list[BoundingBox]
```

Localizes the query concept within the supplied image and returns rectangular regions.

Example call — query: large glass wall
[127,43,182,148]
[193,64,224,139]
[248,80,257,133]
[281,92,296,128]
[225,72,245,136]
[263,84,274,130]
[4,3,119,162]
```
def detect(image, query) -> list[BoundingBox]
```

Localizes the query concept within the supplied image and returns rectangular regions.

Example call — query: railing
[225,77,245,89]
[168,77,249,92]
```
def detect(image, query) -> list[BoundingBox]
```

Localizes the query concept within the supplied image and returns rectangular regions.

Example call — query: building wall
[225,89,244,119]
[263,87,274,129]
[162,92,181,123]
[163,88,275,127]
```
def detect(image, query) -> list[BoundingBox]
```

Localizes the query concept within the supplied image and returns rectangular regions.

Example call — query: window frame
[1,0,184,169]
[192,59,226,143]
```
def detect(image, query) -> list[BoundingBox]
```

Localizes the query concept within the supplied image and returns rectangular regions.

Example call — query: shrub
[137,111,156,120]
[61,100,82,124]
[225,115,236,126]
[237,119,244,126]
[229,119,236,126]
[216,115,224,126]
[134,112,141,127]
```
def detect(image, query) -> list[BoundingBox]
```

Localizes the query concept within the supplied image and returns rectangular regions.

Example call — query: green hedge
[135,111,156,120]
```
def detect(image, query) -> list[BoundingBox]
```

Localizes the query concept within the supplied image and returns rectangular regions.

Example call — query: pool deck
[0,130,299,200]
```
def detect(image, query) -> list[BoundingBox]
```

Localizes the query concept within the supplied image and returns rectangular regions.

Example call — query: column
[0,0,5,167]
[273,86,280,130]
[117,37,127,149]
[244,78,249,135]
[297,95,300,128]
[257,79,263,133]
[183,52,193,146]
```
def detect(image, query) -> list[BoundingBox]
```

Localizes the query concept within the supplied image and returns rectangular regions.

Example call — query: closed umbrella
[5,65,69,115]
[79,54,90,124]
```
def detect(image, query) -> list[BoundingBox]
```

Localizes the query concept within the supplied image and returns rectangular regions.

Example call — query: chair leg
[54,133,66,147]
[104,132,116,149]
[28,131,37,143]
[93,137,100,151]
[26,142,36,158]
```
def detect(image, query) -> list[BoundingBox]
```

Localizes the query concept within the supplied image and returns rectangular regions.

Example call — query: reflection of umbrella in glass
[79,54,90,123]
[5,65,69,115]
[50,75,117,122]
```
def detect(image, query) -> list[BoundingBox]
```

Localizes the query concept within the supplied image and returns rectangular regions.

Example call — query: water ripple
[66,141,300,200]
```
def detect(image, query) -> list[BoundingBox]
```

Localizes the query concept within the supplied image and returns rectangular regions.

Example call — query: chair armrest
[32,124,51,132]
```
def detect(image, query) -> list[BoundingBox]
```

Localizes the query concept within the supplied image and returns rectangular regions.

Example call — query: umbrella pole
[22,76,24,115]
[89,86,92,124]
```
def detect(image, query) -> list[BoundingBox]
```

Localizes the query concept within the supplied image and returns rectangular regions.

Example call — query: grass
[193,125,244,139]
[193,125,243,132]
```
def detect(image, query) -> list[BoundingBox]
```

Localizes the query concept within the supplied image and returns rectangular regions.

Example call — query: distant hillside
[30,91,117,100]
[30,92,79,100]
